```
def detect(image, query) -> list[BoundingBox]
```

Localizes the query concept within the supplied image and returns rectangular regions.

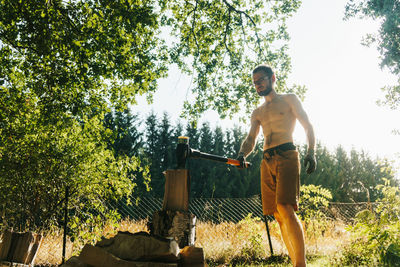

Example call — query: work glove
[304,151,316,174]
[236,152,248,169]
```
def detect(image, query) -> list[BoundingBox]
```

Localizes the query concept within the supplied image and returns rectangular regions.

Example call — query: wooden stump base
[150,210,196,248]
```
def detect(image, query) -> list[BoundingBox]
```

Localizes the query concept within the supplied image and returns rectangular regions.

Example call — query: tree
[190,122,215,197]
[0,109,135,231]
[104,110,143,157]
[164,0,306,119]
[300,143,397,202]
[170,120,184,169]
[0,0,305,231]
[103,110,150,196]
[344,0,400,111]
[211,126,230,198]
[143,111,162,196]
[0,0,165,231]
[158,112,174,172]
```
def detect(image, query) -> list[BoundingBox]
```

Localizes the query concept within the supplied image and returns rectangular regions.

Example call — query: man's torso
[253,94,296,150]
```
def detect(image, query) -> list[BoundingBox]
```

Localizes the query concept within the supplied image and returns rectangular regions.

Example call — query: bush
[236,214,265,262]
[298,185,333,247]
[336,178,400,266]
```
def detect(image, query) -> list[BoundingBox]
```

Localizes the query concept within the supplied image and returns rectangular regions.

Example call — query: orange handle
[226,158,251,167]
[227,158,240,166]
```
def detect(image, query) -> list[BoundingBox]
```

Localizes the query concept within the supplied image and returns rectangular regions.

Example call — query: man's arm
[287,94,316,174]
[238,110,261,157]
[287,94,315,153]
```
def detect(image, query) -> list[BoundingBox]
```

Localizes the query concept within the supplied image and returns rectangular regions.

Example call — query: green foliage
[0,0,167,116]
[163,0,305,120]
[299,143,397,202]
[0,106,137,234]
[124,112,398,201]
[298,185,332,248]
[336,179,400,266]
[0,0,164,235]
[299,184,332,221]
[0,0,304,120]
[103,110,151,197]
[236,214,265,262]
[344,0,400,116]
[345,0,400,76]
[0,0,305,236]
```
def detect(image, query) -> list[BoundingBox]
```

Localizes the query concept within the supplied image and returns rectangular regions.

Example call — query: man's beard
[257,84,272,96]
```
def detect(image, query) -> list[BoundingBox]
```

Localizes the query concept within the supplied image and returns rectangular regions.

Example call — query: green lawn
[207,255,335,267]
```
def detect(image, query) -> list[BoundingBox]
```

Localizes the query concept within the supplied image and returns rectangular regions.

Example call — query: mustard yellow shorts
[260,150,300,215]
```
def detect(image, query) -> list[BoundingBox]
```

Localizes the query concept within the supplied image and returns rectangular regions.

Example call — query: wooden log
[151,210,196,248]
[77,244,178,267]
[0,261,29,267]
[24,233,42,265]
[163,169,190,211]
[9,232,34,264]
[0,230,12,261]
[95,231,179,262]
[179,246,205,267]
[0,231,42,265]
[60,256,89,267]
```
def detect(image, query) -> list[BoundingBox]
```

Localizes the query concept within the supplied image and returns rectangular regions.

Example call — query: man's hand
[236,152,248,169]
[304,151,316,174]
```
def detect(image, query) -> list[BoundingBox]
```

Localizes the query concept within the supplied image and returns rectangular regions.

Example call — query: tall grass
[34,216,349,266]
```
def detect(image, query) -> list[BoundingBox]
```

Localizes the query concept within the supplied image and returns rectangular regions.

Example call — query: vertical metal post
[62,186,69,264]
[264,215,274,256]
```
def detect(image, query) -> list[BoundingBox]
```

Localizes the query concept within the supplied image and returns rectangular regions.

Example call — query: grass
[33,217,350,266]
[195,217,348,266]
[212,255,332,266]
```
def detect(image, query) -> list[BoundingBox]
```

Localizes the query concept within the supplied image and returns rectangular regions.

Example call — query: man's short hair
[252,64,274,78]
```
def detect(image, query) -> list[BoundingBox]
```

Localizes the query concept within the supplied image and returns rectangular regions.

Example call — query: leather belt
[263,142,296,158]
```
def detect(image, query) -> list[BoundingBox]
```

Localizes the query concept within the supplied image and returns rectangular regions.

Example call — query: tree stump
[151,169,196,248]
[162,169,190,211]
[151,210,196,248]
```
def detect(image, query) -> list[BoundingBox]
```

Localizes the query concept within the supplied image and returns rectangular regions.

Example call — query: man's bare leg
[276,204,306,267]
[273,212,295,261]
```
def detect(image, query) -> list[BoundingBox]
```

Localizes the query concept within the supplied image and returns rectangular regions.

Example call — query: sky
[133,0,400,171]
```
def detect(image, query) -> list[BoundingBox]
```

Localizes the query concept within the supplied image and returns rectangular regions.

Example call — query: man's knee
[276,203,296,220]
[273,211,283,224]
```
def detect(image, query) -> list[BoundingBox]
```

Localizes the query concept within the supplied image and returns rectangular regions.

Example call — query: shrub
[336,178,400,266]
[298,184,333,247]
[236,214,265,262]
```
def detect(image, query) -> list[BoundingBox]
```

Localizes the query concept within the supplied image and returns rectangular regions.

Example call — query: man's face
[253,71,272,96]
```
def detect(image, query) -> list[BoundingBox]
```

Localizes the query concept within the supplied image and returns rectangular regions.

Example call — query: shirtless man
[237,64,316,267]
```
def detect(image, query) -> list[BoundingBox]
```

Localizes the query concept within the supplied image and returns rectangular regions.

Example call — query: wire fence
[112,195,376,223]
[114,195,267,222]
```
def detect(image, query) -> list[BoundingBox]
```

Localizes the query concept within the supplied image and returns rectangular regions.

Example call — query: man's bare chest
[258,100,293,126]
